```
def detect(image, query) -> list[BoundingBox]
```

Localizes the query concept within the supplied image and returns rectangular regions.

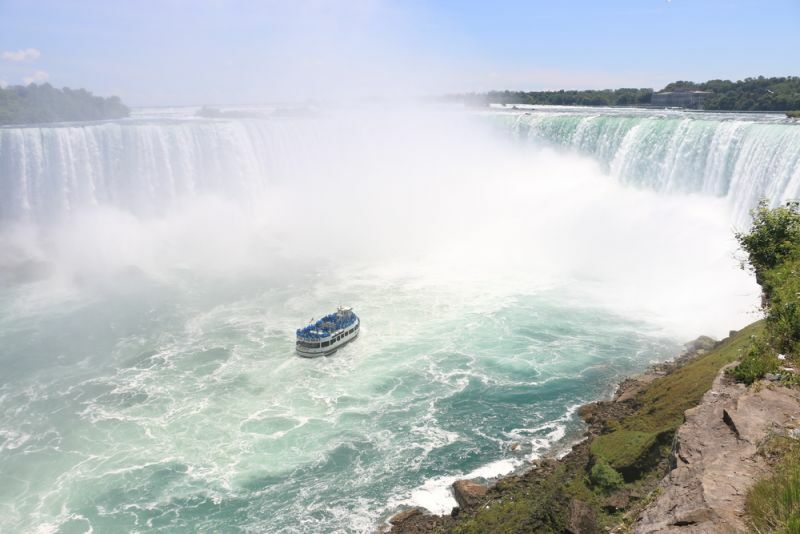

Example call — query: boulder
[602,491,630,512]
[568,498,597,534]
[684,335,717,353]
[452,479,488,510]
[388,507,423,525]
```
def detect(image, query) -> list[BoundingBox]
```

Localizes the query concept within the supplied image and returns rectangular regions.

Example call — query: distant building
[651,90,713,109]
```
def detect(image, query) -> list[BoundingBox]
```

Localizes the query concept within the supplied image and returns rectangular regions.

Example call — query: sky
[0,0,798,106]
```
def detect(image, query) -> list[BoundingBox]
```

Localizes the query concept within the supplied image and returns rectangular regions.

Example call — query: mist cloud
[23,70,49,85]
[2,48,41,62]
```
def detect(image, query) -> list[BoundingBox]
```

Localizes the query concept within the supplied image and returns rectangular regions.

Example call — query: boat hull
[296,329,359,358]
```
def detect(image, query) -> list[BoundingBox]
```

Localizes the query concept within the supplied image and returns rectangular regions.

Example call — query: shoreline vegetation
[387,326,760,532]
[445,76,800,112]
[0,83,129,126]
[389,201,800,533]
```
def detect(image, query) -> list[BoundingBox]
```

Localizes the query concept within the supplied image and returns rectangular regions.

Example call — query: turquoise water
[0,107,771,532]
[0,270,678,532]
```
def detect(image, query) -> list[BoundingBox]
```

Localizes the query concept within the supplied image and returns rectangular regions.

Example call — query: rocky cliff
[634,365,800,533]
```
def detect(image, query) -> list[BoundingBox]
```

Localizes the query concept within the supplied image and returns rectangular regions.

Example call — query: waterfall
[506,111,800,223]
[2,110,799,225]
[0,118,330,222]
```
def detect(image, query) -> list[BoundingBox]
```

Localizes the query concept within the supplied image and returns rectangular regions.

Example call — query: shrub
[735,199,800,292]
[728,336,779,384]
[764,257,800,357]
[589,459,624,491]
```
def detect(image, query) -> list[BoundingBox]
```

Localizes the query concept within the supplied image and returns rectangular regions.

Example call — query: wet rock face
[452,479,488,510]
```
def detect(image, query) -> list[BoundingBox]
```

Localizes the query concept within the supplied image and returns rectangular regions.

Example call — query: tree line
[447,76,800,111]
[0,83,129,125]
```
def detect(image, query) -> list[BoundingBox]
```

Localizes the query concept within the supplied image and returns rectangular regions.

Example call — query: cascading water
[505,108,800,224]
[0,118,334,222]
[0,107,785,532]
[2,108,798,225]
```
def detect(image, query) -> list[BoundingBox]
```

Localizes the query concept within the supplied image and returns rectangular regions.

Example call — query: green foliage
[728,335,779,385]
[0,83,129,125]
[591,430,656,474]
[733,200,800,374]
[787,111,800,119]
[663,76,800,111]
[453,465,571,533]
[764,256,800,356]
[448,87,653,108]
[446,76,800,111]
[589,459,624,491]
[735,200,800,290]
[746,437,800,533]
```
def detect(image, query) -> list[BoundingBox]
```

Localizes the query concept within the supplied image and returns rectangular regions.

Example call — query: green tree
[735,199,800,291]
[0,83,129,125]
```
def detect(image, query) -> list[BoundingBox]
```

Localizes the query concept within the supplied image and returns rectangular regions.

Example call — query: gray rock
[452,479,488,510]
[634,362,800,533]
[568,498,598,534]
[684,335,717,354]
[388,507,423,525]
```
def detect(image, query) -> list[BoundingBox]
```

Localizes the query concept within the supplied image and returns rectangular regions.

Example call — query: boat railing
[296,314,358,340]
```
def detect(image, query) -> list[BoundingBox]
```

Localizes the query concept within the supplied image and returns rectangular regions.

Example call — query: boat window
[322,341,330,347]
[297,341,321,349]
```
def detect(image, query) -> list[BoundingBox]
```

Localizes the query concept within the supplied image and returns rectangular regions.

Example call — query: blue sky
[0,0,797,106]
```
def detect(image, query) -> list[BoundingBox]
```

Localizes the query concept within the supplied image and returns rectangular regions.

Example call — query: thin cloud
[23,70,49,85]
[0,80,8,89]
[2,48,41,62]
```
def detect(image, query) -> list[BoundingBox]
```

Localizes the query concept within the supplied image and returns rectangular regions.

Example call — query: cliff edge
[634,364,800,533]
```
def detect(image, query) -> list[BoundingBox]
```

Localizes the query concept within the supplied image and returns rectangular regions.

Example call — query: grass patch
[591,431,656,473]
[625,321,762,432]
[747,435,800,533]
[590,322,763,477]
[787,111,800,119]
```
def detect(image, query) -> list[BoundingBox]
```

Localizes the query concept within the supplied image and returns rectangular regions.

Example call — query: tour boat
[296,306,360,357]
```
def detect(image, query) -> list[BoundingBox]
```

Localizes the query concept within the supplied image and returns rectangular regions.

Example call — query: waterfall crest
[508,111,800,222]
[2,111,799,224]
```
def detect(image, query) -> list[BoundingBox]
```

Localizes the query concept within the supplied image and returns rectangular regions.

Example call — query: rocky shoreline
[384,327,799,532]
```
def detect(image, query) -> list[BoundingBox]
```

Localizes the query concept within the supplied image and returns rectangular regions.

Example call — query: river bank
[386,322,771,532]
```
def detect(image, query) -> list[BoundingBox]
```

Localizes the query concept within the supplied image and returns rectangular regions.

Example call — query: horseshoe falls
[0,107,795,533]
[504,107,800,224]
